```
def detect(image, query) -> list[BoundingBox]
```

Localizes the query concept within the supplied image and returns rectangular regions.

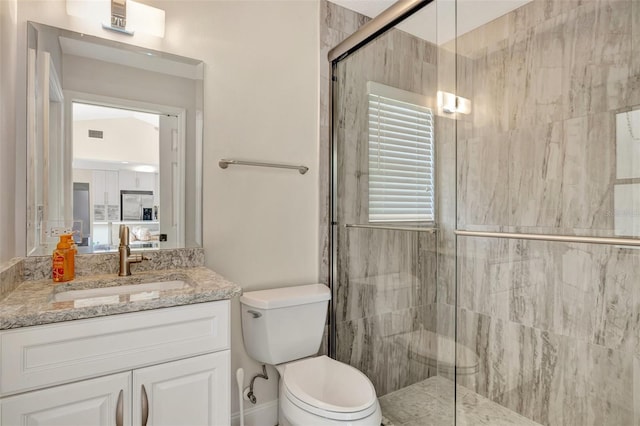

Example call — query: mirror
[26,22,203,256]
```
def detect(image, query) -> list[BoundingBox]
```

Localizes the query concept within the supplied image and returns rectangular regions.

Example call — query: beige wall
[14,0,320,419]
[0,0,18,263]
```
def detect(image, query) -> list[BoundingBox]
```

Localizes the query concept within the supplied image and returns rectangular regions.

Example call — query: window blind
[368,82,434,222]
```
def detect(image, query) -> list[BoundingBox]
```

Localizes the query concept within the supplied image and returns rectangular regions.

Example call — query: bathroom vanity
[0,264,241,426]
[3,15,235,424]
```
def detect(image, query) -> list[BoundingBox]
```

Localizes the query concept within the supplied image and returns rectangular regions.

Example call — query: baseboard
[231,399,278,426]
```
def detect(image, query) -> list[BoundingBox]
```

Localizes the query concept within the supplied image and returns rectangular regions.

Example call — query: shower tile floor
[379,376,541,426]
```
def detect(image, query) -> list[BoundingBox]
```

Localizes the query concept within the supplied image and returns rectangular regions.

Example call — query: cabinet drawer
[0,300,229,396]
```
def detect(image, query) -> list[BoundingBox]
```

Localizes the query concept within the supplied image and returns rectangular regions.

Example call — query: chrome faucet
[118,225,146,276]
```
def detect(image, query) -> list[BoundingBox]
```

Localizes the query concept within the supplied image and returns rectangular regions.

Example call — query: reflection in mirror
[27,22,203,256]
[614,108,640,237]
[72,103,163,251]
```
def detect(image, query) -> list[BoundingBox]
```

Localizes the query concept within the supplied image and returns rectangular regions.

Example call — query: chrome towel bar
[219,159,308,175]
[455,230,640,246]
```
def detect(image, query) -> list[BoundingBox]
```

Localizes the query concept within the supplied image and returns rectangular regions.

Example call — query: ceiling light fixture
[66,0,165,38]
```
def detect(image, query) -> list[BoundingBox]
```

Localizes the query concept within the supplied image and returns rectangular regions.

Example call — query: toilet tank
[240,284,330,365]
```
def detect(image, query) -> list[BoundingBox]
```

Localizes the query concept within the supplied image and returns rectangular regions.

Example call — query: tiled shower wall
[455,238,640,425]
[326,2,449,396]
[324,0,640,423]
[319,0,370,285]
[456,0,640,233]
[453,0,640,425]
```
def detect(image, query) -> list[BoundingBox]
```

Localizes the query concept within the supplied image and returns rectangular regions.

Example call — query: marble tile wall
[319,0,370,360]
[324,0,640,420]
[457,305,635,425]
[337,299,439,395]
[318,1,370,285]
[335,228,437,324]
[456,0,638,236]
[335,225,439,395]
[458,238,639,351]
[452,0,640,424]
[452,237,640,425]
[328,2,445,396]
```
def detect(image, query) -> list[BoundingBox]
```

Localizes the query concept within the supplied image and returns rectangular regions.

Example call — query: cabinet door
[1,372,131,426]
[119,170,137,192]
[136,172,155,192]
[133,351,230,426]
[105,171,120,206]
[92,170,107,206]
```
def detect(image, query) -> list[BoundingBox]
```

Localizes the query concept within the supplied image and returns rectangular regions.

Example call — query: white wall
[15,0,320,420]
[73,117,159,165]
[0,0,18,263]
[193,1,320,416]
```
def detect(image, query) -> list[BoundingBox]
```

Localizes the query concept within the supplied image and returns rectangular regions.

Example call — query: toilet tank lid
[240,284,330,309]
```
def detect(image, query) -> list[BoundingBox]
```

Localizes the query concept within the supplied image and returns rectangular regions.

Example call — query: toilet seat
[281,356,378,421]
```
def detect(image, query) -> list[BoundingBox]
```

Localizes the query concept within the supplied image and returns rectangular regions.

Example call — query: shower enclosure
[327,0,640,424]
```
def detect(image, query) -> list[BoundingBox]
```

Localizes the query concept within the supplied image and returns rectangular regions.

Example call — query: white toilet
[240,284,382,426]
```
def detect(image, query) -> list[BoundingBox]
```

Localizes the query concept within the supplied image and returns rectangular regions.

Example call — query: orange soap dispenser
[52,234,74,283]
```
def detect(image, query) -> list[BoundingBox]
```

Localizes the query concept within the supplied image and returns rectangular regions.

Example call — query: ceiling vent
[88,129,104,139]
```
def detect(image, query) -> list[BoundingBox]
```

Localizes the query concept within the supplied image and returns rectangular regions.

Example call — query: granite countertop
[0,267,242,330]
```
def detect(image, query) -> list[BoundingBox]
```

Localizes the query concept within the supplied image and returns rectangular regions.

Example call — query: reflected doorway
[71,101,180,253]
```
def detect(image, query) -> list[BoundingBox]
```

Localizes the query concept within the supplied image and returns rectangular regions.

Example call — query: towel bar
[219,159,308,175]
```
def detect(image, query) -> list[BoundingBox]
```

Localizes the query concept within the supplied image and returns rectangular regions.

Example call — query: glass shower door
[330,0,640,424]
[454,0,640,424]
[330,1,458,424]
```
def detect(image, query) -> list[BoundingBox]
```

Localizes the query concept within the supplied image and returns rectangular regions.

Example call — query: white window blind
[367,82,434,223]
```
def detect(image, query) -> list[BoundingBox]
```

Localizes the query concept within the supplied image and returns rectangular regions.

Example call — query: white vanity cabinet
[0,301,231,426]
[133,352,229,426]
[1,372,131,426]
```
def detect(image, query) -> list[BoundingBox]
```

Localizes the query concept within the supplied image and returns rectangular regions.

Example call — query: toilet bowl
[240,284,382,426]
[277,356,381,426]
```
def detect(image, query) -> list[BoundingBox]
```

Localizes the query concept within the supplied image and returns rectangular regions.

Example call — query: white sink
[52,280,189,302]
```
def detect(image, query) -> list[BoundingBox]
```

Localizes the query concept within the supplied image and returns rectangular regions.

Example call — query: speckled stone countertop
[0,267,242,330]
